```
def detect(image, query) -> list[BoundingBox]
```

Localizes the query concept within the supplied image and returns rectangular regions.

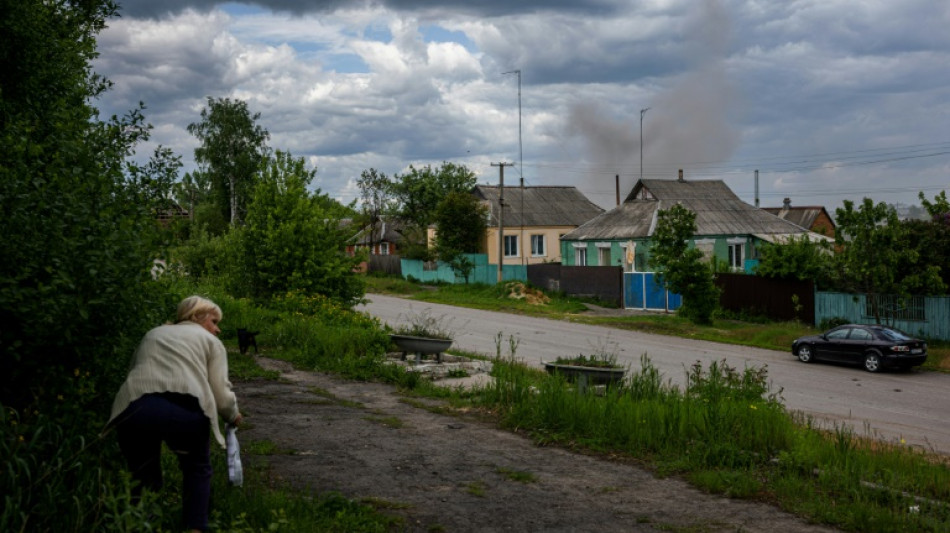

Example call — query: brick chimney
[678,169,684,182]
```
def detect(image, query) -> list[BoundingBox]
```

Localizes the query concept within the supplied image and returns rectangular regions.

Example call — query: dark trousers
[115,392,212,531]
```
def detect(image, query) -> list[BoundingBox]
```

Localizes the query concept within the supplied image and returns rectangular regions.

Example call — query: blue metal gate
[623,272,682,311]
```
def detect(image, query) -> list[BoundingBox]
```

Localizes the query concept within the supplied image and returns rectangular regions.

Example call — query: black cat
[237,328,259,355]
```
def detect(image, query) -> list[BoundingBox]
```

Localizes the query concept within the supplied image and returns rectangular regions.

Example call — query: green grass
[463,481,486,497]
[476,354,950,532]
[496,467,537,483]
[364,414,406,429]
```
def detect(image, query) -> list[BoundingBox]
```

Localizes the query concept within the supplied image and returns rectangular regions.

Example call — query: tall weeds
[478,352,950,532]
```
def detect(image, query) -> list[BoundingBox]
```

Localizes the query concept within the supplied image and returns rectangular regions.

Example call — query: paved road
[358,293,950,455]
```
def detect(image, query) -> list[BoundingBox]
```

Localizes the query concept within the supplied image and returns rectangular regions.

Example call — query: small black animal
[237,328,259,355]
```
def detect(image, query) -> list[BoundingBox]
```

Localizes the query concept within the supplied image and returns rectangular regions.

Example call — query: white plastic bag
[225,424,243,486]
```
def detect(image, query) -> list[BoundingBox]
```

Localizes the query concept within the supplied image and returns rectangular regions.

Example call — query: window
[826,328,850,340]
[575,247,587,266]
[530,234,545,256]
[728,243,743,270]
[850,328,873,341]
[598,246,611,266]
[379,242,390,255]
[504,235,519,257]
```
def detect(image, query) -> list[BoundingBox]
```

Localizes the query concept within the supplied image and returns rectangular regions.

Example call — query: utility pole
[640,107,650,181]
[754,169,760,207]
[492,162,514,283]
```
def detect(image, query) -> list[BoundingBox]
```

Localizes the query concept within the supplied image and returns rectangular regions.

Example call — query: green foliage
[0,408,160,532]
[242,151,365,305]
[390,309,455,340]
[901,219,950,290]
[755,235,835,287]
[188,97,270,225]
[392,162,478,229]
[649,203,719,324]
[433,191,488,283]
[835,198,945,320]
[919,190,950,220]
[0,0,170,413]
[434,190,488,255]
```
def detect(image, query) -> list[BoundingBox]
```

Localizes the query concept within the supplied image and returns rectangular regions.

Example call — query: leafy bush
[819,316,850,330]
[241,151,364,305]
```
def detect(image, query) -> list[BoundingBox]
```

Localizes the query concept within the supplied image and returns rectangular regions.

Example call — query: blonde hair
[176,295,222,324]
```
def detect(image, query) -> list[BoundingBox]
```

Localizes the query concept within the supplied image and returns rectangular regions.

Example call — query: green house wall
[560,235,766,272]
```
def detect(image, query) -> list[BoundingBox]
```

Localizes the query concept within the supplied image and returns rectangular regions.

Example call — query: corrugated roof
[761,206,831,231]
[352,217,407,245]
[564,179,808,240]
[473,185,604,227]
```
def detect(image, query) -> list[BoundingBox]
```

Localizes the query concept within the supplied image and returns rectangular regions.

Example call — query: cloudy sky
[95,0,950,215]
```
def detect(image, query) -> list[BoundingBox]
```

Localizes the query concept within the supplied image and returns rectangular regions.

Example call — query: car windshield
[878,328,912,341]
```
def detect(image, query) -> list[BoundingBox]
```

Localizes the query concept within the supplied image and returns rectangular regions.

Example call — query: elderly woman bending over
[108,295,243,533]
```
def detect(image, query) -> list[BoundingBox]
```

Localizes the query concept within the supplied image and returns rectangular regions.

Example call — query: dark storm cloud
[118,0,621,19]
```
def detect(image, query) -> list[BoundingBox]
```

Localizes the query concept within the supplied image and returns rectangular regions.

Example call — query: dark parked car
[791,324,927,372]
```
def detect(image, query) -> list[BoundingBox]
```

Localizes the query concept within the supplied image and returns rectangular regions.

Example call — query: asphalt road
[358,293,950,455]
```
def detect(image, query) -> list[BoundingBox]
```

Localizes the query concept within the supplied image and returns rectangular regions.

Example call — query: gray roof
[564,179,809,240]
[761,206,834,231]
[473,185,604,227]
[352,217,407,245]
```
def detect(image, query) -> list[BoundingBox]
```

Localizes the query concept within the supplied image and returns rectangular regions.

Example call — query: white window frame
[727,238,744,271]
[575,246,587,266]
[379,242,390,256]
[596,243,612,267]
[530,234,545,257]
[504,235,519,258]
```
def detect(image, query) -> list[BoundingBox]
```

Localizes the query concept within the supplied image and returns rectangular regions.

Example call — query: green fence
[816,291,950,341]
[400,254,527,284]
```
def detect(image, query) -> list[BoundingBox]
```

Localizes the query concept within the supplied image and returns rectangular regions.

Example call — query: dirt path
[236,357,837,532]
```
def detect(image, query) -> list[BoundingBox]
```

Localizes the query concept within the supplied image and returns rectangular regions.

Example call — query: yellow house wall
[482,226,574,266]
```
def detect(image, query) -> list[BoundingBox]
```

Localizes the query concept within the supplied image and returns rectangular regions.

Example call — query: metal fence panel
[715,273,814,323]
[815,291,950,341]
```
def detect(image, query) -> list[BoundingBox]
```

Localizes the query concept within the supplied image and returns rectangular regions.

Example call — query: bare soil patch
[236,357,837,532]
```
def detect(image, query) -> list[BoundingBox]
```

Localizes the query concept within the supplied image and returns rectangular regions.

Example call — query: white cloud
[92,0,950,212]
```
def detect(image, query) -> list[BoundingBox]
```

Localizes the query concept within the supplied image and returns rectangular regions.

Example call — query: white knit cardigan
[109,321,240,447]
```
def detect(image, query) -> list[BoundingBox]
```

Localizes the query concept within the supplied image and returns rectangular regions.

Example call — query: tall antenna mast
[503,70,522,181]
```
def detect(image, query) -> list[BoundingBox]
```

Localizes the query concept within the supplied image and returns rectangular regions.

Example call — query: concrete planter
[543,361,626,392]
[390,334,453,363]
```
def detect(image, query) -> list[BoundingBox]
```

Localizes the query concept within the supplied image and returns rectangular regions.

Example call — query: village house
[473,185,604,266]
[560,174,827,272]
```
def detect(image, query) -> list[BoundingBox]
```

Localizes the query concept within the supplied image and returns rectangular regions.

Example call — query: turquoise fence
[400,254,527,284]
[816,291,950,341]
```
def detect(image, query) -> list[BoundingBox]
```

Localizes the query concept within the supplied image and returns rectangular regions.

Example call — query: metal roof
[473,185,604,227]
[761,206,834,231]
[564,178,809,240]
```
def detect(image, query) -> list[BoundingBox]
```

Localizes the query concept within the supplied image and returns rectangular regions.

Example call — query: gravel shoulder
[236,357,838,532]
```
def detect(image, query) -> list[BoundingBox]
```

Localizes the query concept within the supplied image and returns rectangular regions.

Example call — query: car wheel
[864,352,882,373]
[797,345,813,363]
